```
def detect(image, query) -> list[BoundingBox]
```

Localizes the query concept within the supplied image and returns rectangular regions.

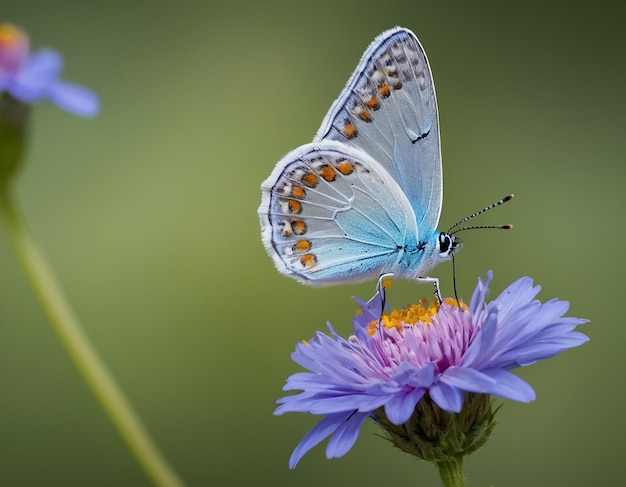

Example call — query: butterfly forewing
[259,142,418,284]
[314,27,442,236]
[259,27,453,287]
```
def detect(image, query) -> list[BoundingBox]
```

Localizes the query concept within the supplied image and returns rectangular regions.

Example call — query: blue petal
[365,380,403,396]
[429,382,464,412]
[277,388,381,415]
[497,337,588,368]
[7,49,99,116]
[325,412,369,459]
[383,388,425,424]
[496,300,567,350]
[354,394,394,412]
[288,411,357,469]
[291,334,342,372]
[440,366,497,394]
[326,321,339,337]
[49,80,99,117]
[480,368,536,402]
[5,77,46,102]
[469,270,492,314]
[21,49,63,81]
[281,372,322,390]
[9,50,63,101]
[460,310,499,368]
[495,277,540,314]
[392,362,436,388]
[275,394,321,415]
[308,393,388,415]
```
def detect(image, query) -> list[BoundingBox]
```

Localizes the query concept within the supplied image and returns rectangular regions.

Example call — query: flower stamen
[367,298,452,336]
[0,23,29,76]
[0,24,24,47]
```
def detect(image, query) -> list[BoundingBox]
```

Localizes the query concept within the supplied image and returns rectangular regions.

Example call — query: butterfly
[258,27,511,298]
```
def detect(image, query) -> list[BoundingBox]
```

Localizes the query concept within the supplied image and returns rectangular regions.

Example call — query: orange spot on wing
[301,173,318,188]
[293,240,311,252]
[319,165,336,182]
[343,121,357,139]
[292,219,307,235]
[291,186,305,199]
[300,254,317,268]
[288,200,302,214]
[364,95,379,110]
[335,161,354,175]
[358,109,372,122]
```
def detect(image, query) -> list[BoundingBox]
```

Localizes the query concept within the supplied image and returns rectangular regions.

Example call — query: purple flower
[0,23,99,116]
[275,272,588,468]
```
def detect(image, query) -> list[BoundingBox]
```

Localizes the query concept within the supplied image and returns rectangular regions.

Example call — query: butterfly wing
[314,27,442,237]
[259,141,419,285]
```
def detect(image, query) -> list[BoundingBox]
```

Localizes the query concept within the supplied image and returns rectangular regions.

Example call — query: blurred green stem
[436,457,465,487]
[0,185,187,487]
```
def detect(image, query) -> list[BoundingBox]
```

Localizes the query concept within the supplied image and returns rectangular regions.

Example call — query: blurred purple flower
[275,271,589,468]
[0,23,99,116]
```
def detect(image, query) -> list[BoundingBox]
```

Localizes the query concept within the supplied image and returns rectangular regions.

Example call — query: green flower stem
[436,457,466,487]
[0,186,187,487]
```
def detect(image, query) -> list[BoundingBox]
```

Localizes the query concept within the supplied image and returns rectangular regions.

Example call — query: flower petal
[288,411,359,469]
[469,270,492,314]
[8,49,62,101]
[497,333,589,368]
[392,362,436,388]
[325,412,369,459]
[383,388,426,424]
[429,382,464,412]
[459,310,499,368]
[20,49,62,81]
[480,368,536,402]
[307,393,389,415]
[440,366,497,394]
[48,80,99,117]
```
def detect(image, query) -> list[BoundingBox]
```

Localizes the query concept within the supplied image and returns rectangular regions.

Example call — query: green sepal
[375,393,498,463]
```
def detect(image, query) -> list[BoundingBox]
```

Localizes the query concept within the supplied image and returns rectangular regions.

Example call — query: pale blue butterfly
[258,27,511,298]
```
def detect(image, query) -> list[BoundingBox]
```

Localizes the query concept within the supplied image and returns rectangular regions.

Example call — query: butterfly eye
[438,232,453,255]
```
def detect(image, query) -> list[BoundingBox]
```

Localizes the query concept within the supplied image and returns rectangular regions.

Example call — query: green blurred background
[0,1,623,486]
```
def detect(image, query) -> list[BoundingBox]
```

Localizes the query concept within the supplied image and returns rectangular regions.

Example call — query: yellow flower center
[367,298,468,336]
[0,24,25,48]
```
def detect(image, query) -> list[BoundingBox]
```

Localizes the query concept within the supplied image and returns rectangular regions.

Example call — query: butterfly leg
[366,273,394,330]
[363,274,394,324]
[375,273,394,309]
[417,276,443,304]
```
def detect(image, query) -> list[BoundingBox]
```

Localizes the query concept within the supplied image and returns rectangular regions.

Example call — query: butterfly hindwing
[314,27,442,237]
[259,141,419,285]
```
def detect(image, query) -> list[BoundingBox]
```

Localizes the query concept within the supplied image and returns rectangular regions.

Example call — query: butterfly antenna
[448,194,514,234]
[451,223,513,234]
[447,195,513,303]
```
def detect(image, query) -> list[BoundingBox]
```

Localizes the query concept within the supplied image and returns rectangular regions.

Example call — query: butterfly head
[437,232,462,260]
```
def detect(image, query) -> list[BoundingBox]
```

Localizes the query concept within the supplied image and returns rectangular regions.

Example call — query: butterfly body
[259,27,461,287]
